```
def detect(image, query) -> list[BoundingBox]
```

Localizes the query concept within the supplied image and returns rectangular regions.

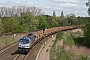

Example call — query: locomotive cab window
[19,39,29,44]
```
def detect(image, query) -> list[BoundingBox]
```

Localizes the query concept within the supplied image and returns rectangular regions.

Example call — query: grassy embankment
[50,29,90,60]
[0,33,28,49]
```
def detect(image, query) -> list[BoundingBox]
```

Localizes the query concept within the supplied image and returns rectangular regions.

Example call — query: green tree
[3,17,20,33]
[0,19,3,34]
[80,0,90,47]
[77,16,85,24]
[47,16,59,27]
[83,23,90,47]
[57,16,68,26]
[61,10,64,17]
[86,0,90,16]
[46,11,59,27]
[53,11,56,17]
[36,16,50,30]
[20,12,37,31]
[66,14,79,25]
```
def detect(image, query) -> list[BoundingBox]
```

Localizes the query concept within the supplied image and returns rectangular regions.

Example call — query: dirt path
[37,35,56,60]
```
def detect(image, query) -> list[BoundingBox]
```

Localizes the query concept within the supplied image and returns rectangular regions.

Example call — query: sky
[0,0,89,17]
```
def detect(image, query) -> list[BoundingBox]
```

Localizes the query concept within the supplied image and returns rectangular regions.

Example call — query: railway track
[13,54,26,60]
[0,42,18,56]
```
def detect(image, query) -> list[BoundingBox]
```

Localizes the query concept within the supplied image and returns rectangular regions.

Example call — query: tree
[61,10,64,17]
[83,23,90,47]
[77,16,85,24]
[20,12,38,31]
[57,16,68,26]
[30,6,44,16]
[66,14,79,25]
[36,16,50,30]
[57,11,68,26]
[0,6,44,17]
[47,16,59,27]
[86,0,90,16]
[46,11,59,27]
[0,19,3,34]
[3,17,19,33]
[82,0,90,47]
[53,11,56,17]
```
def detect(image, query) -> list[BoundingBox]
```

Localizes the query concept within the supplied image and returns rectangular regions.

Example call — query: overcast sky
[0,0,89,17]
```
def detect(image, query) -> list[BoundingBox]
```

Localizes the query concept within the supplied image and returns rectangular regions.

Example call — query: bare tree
[0,6,44,17]
[30,6,44,16]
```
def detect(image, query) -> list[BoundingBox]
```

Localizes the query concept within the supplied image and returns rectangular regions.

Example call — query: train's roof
[27,33,36,38]
[19,33,36,41]
[20,36,29,40]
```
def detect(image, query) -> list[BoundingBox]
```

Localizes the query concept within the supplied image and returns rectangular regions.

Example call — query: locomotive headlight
[20,45,21,47]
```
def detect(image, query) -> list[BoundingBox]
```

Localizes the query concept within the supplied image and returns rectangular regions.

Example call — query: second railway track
[0,42,18,56]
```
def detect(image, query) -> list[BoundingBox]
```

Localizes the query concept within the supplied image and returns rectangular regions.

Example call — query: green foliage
[47,16,59,27]
[77,17,85,24]
[56,30,63,40]
[0,19,3,34]
[57,16,68,26]
[84,23,90,38]
[73,23,90,47]
[52,30,63,47]
[86,0,90,16]
[36,16,50,30]
[63,32,75,46]
[56,50,70,60]
[83,23,90,47]
[66,14,79,25]
[3,17,20,33]
[20,12,37,31]
[80,55,89,60]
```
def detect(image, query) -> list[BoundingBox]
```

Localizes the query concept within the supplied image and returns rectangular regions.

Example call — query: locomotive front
[18,36,31,52]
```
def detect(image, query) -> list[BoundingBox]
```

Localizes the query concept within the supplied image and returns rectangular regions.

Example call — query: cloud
[59,3,77,7]
[0,1,6,3]
[15,1,20,4]
[53,0,79,3]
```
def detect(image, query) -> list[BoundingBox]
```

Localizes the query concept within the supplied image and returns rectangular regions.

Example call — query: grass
[56,50,70,60]
[56,50,90,60]
[50,29,90,60]
[0,33,28,49]
[63,32,75,46]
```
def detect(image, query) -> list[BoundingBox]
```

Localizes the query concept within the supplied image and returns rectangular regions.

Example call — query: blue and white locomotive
[18,33,38,52]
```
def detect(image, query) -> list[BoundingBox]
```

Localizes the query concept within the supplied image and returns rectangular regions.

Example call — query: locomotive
[18,33,38,52]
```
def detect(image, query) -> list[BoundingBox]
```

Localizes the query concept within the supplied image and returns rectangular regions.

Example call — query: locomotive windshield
[19,39,29,44]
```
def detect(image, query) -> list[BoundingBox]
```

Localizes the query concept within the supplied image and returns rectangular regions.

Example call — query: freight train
[18,25,85,52]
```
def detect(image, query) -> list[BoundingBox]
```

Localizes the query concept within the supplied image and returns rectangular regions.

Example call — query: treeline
[0,6,44,17]
[0,6,89,34]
